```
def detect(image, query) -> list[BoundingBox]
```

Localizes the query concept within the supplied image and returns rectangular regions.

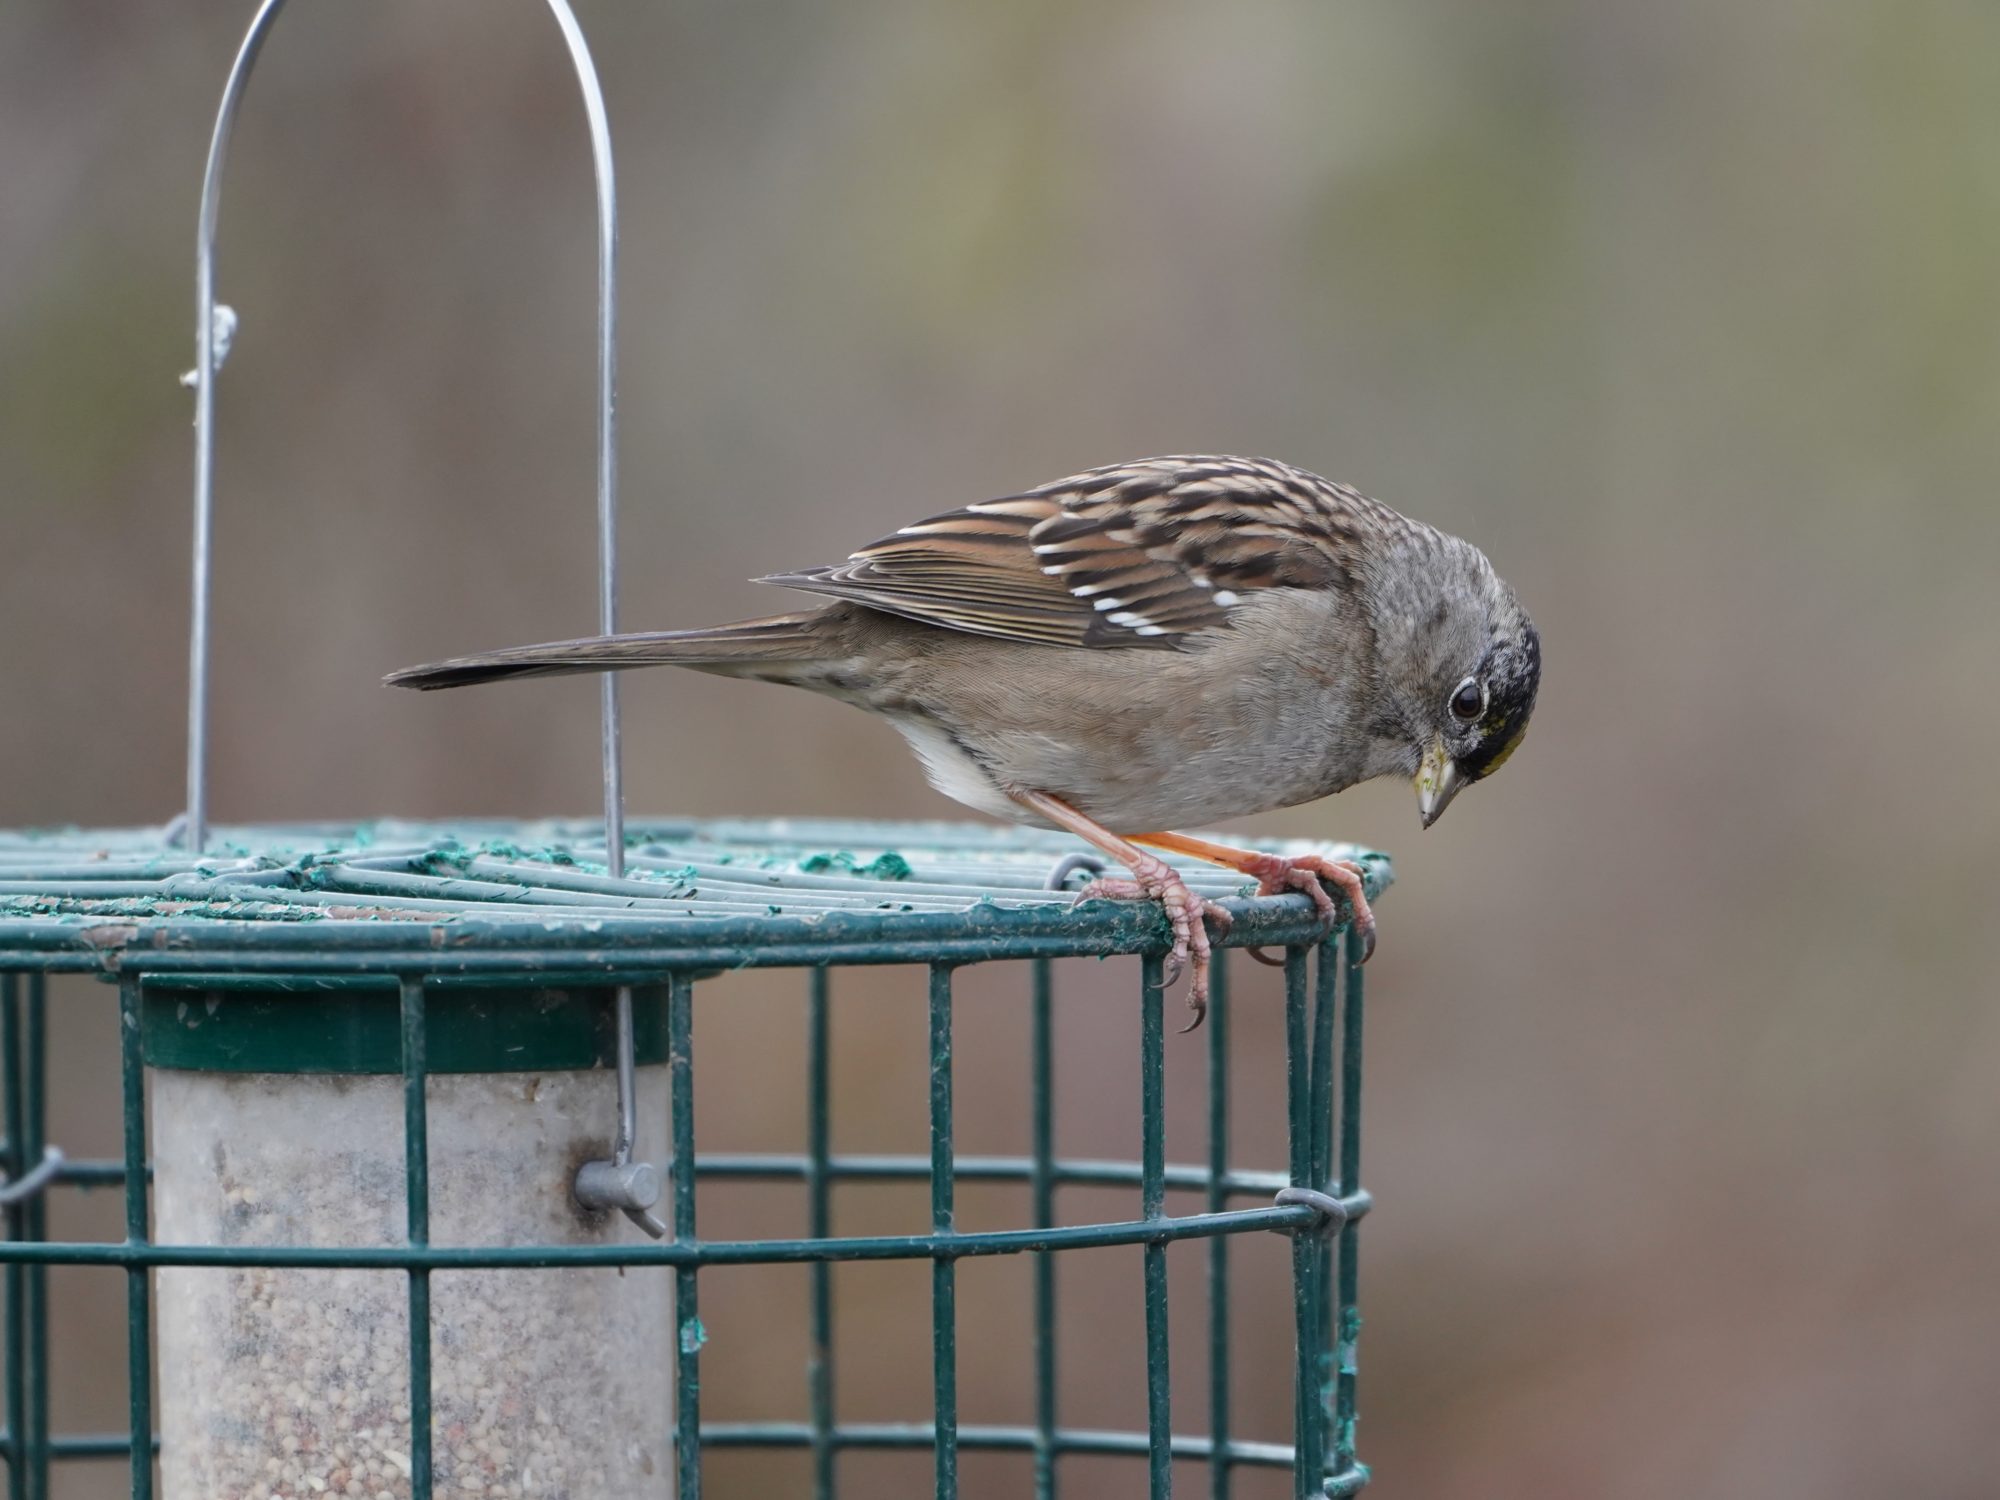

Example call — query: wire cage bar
[1,3,1391,1496]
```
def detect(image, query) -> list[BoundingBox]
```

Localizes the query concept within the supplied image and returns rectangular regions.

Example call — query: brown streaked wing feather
[758,456,1407,650]
[756,495,1105,647]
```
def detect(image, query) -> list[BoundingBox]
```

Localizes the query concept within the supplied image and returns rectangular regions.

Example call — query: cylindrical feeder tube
[146,985,671,1500]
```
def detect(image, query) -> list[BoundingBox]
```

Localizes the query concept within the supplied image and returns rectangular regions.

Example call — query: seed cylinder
[146,986,672,1500]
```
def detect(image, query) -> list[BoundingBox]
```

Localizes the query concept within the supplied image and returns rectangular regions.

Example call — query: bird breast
[857,590,1384,832]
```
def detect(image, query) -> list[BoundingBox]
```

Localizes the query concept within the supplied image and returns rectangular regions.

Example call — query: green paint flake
[417,846,477,875]
[798,849,913,881]
[1338,1416,1361,1459]
[679,1316,708,1354]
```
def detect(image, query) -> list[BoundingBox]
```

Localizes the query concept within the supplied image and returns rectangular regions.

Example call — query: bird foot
[1236,852,1376,961]
[1074,860,1229,1030]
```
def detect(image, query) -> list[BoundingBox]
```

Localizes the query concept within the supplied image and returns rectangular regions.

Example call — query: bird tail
[384,613,824,691]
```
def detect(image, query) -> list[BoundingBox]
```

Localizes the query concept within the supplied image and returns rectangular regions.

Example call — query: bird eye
[1449,677,1485,721]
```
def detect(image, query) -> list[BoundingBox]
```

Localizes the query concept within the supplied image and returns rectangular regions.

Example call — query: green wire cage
[0,8,1390,1500]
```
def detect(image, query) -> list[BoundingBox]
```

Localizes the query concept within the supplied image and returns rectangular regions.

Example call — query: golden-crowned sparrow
[389,455,1540,1024]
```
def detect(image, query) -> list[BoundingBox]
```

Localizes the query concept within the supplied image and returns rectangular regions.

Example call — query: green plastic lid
[141,983,667,1075]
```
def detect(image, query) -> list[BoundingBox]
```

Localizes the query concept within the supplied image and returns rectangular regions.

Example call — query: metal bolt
[574,1159,661,1213]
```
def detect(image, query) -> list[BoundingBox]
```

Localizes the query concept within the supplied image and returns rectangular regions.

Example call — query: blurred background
[4,2,1998,1497]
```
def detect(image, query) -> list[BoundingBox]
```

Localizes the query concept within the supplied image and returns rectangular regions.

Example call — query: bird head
[1368,535,1541,828]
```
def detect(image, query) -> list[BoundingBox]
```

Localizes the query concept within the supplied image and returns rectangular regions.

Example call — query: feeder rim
[0,814,1391,976]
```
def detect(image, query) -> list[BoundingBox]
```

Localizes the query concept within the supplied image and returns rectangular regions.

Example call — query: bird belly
[884,716,1023,822]
[927,707,1349,832]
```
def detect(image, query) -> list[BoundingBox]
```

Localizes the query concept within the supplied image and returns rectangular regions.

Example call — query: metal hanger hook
[180,0,657,1237]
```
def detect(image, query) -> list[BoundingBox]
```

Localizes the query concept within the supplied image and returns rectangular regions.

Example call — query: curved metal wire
[181,0,624,872]
[541,0,626,882]
[0,1145,63,1208]
[180,0,655,1232]
[184,0,288,855]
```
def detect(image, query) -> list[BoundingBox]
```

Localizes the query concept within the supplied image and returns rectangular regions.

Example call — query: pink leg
[1131,832,1377,962]
[1012,790,1229,1030]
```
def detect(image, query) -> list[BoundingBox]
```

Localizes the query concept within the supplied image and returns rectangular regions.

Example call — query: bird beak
[1415,739,1465,829]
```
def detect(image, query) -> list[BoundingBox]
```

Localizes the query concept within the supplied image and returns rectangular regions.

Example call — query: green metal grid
[0,816,1386,1499]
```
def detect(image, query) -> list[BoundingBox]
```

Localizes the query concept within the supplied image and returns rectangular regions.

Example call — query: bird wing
[758,455,1404,650]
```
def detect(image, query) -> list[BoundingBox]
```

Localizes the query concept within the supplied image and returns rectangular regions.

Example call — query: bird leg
[1010,789,1229,1030]
[1129,830,1376,962]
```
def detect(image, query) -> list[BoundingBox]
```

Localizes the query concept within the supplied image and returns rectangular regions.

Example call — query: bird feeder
[0,6,1389,1499]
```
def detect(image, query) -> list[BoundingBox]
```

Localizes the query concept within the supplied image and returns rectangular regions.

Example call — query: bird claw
[1075,868,1224,1030]
[1074,877,1142,906]
[1177,899,1235,1032]
[1354,909,1378,963]
[1072,850,1372,1036]
[1246,855,1376,962]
